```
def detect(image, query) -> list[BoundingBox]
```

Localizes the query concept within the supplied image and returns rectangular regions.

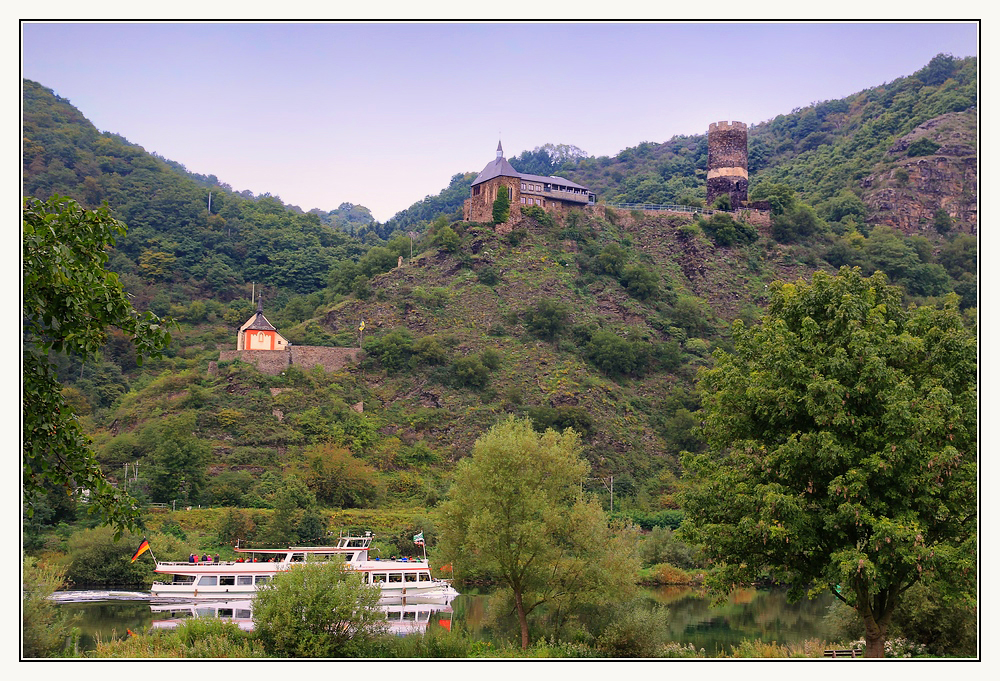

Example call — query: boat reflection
[149,593,456,636]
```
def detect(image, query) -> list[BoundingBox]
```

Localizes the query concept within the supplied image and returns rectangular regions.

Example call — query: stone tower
[706,121,749,208]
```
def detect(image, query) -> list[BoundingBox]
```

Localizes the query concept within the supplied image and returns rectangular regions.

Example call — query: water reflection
[57,586,833,655]
[147,596,455,637]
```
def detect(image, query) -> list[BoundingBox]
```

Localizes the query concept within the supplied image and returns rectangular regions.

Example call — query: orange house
[237,299,289,351]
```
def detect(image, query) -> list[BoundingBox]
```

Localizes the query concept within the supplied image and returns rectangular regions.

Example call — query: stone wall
[218,346,362,376]
[464,176,520,223]
[219,349,291,375]
[290,346,362,371]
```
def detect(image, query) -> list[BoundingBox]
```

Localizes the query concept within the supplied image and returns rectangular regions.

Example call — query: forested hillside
[21,53,977,544]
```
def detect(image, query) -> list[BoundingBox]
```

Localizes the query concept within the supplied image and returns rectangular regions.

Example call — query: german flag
[130,539,150,563]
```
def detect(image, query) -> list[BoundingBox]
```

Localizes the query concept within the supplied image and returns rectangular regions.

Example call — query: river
[55,586,838,655]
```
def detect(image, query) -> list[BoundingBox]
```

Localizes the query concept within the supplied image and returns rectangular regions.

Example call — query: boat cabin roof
[234,535,372,553]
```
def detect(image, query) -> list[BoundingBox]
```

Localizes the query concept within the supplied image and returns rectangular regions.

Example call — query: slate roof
[518,173,589,191]
[471,156,521,186]
[245,313,277,332]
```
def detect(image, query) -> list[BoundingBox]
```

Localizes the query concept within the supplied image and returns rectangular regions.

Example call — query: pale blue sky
[21,21,978,222]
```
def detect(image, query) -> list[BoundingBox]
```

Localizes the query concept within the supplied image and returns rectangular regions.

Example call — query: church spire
[496,140,503,160]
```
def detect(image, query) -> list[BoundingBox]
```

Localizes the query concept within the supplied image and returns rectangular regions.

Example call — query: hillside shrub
[594,244,626,277]
[524,298,569,340]
[450,354,492,389]
[363,329,414,374]
[907,137,941,157]
[90,618,265,658]
[476,265,501,286]
[620,263,659,300]
[584,330,650,377]
[522,204,556,228]
[699,212,758,247]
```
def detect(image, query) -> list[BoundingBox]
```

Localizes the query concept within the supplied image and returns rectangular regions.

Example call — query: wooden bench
[823,649,860,658]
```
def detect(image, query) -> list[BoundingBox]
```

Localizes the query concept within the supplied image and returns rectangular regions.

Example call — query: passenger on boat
[202,553,210,562]
[214,554,220,563]
[188,553,195,563]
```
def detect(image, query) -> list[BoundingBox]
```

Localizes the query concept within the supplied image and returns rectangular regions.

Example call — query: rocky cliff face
[862,111,977,235]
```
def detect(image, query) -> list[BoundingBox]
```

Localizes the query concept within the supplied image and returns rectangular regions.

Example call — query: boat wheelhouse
[150,532,457,601]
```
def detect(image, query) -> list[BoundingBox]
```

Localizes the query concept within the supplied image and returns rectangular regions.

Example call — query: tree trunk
[514,588,529,649]
[863,611,889,658]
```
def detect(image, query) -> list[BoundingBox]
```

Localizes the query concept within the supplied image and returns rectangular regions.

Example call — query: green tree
[252,561,386,657]
[295,442,378,508]
[681,268,976,657]
[23,196,172,535]
[439,417,640,649]
[492,183,511,224]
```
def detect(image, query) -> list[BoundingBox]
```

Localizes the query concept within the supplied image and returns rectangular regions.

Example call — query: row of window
[368,571,434,584]
[176,571,433,587]
[183,574,270,587]
[521,182,543,192]
[520,197,545,206]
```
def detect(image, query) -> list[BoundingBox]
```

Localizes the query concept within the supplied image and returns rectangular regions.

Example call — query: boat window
[388,573,403,583]
[196,607,215,616]
[386,611,400,620]
[198,576,218,586]
[220,575,235,586]
[255,575,270,585]
[291,553,305,562]
[403,611,416,621]
[172,575,195,584]
[237,575,253,586]
[404,572,418,582]
[236,609,251,618]
[418,572,432,582]
[372,573,386,583]
[218,608,233,618]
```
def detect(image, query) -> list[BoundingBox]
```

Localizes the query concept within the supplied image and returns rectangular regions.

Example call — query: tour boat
[149,597,454,635]
[149,532,458,601]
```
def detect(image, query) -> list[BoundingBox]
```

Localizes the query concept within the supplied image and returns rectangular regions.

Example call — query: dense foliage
[23,196,172,534]
[682,268,976,657]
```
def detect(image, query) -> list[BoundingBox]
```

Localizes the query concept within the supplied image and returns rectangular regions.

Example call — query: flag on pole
[413,532,425,546]
[359,320,366,332]
[130,539,151,563]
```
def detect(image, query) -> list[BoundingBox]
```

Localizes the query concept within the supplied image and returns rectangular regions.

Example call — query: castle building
[463,141,595,223]
[706,121,749,208]
[236,298,289,351]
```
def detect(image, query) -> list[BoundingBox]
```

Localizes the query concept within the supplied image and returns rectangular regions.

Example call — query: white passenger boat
[149,532,458,601]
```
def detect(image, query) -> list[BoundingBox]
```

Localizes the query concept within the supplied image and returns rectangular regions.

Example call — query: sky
[21,21,979,222]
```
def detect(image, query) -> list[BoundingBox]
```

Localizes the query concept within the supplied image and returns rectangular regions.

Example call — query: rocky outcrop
[862,111,977,235]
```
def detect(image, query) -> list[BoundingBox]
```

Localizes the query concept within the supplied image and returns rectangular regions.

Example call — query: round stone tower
[706,121,749,208]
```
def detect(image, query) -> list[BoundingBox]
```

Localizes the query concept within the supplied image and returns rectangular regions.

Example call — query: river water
[54,586,838,655]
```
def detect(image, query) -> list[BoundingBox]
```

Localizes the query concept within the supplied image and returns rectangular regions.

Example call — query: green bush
[363,329,414,374]
[639,525,700,569]
[253,562,386,657]
[524,298,569,340]
[907,137,941,157]
[584,330,649,377]
[476,265,501,286]
[620,264,659,300]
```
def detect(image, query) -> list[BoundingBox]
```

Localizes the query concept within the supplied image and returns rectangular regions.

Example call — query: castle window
[472,186,481,196]
[521,183,526,190]
[520,198,525,204]
[508,186,513,200]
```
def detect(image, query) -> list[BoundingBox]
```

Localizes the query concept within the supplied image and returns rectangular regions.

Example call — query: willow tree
[439,417,639,649]
[681,267,976,657]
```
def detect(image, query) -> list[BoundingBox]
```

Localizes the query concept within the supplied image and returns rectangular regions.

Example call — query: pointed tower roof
[244,296,277,331]
[472,141,520,187]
